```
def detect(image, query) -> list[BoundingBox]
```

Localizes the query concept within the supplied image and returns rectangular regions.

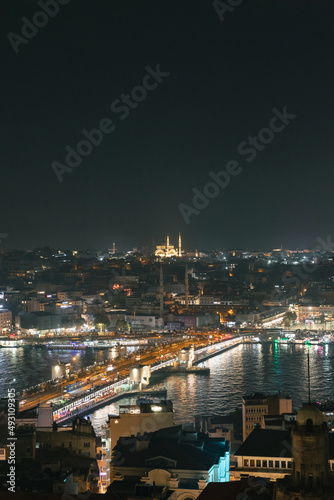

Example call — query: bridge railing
[53,377,132,420]
[52,358,175,420]
[194,337,242,356]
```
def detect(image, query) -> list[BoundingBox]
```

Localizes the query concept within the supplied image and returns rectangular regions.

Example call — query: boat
[0,338,24,347]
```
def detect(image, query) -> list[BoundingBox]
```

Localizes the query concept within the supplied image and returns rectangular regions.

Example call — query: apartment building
[242,393,292,441]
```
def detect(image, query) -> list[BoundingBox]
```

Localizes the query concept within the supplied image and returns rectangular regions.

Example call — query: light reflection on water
[89,342,334,435]
[0,346,137,395]
[2,342,334,436]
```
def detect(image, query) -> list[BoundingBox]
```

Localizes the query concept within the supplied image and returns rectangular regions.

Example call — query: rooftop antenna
[307,350,311,405]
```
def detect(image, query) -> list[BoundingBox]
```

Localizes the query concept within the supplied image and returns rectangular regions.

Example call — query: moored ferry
[0,337,25,347]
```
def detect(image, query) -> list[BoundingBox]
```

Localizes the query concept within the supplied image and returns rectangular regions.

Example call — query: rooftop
[112,425,229,471]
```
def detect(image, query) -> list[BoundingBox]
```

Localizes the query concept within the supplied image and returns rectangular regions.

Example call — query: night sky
[2,0,334,251]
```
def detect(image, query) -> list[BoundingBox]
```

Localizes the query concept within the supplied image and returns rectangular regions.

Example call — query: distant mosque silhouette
[154,233,182,258]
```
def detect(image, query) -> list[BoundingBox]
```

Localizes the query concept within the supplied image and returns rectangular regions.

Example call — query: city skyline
[1,234,334,253]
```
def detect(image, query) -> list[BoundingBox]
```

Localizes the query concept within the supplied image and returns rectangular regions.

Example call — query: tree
[284,311,297,326]
[94,314,110,332]
[116,319,130,332]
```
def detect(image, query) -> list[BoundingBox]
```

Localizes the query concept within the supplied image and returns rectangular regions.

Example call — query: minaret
[159,263,164,319]
[178,233,182,257]
[113,242,116,254]
[185,263,189,310]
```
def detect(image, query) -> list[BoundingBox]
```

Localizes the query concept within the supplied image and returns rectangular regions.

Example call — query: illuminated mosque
[154,234,182,258]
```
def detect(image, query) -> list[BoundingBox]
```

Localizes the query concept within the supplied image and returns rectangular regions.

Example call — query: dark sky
[1,0,334,251]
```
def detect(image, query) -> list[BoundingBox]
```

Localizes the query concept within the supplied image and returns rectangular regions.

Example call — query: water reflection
[2,343,334,436]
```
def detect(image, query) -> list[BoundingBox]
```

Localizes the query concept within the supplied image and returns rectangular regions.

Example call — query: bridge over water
[52,337,242,423]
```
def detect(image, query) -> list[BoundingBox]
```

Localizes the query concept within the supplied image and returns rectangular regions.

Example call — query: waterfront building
[171,313,220,329]
[236,308,287,327]
[242,393,292,441]
[297,305,334,321]
[125,314,163,331]
[0,308,12,333]
[18,311,62,335]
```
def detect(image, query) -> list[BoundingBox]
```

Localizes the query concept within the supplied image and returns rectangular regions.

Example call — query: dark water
[1,342,333,435]
[89,342,334,434]
[0,345,138,395]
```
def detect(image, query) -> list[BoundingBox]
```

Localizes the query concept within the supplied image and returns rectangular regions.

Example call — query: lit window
[256,460,261,467]
[250,460,255,467]
[244,459,249,467]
